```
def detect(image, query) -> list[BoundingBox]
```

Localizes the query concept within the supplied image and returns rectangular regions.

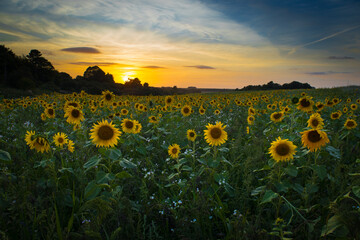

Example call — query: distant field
[0,87,359,239]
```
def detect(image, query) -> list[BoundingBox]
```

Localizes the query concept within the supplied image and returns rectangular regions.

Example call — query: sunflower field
[0,87,359,239]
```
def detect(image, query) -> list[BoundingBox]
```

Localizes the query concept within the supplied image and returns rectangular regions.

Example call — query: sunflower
[32,137,51,153]
[90,119,122,148]
[204,121,228,146]
[247,115,255,125]
[307,113,324,129]
[64,106,84,125]
[53,132,68,148]
[187,129,197,142]
[214,109,220,115]
[67,140,75,153]
[350,104,357,111]
[268,137,297,162]
[270,112,284,123]
[165,96,174,106]
[64,101,81,111]
[297,96,314,112]
[41,113,47,121]
[133,121,142,134]
[344,119,357,130]
[199,107,206,115]
[25,131,36,147]
[330,111,341,120]
[121,108,129,115]
[45,107,55,118]
[102,90,115,104]
[181,105,192,117]
[168,144,181,159]
[301,129,329,152]
[149,115,159,124]
[121,118,136,133]
[315,102,325,111]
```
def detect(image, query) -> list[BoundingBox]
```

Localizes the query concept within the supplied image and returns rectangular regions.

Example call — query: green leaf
[321,215,343,237]
[292,183,304,195]
[58,168,74,175]
[251,185,266,196]
[326,146,341,159]
[115,171,132,179]
[224,183,235,197]
[83,156,101,171]
[108,149,122,161]
[168,173,178,180]
[136,146,147,155]
[181,165,192,171]
[120,159,137,169]
[310,165,327,180]
[352,186,360,198]
[284,165,298,177]
[84,181,101,200]
[306,183,319,194]
[0,150,11,163]
[261,190,278,204]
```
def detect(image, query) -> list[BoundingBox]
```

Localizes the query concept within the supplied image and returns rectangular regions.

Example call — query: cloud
[70,62,131,67]
[142,66,166,69]
[185,65,215,69]
[328,56,355,60]
[305,71,352,75]
[61,47,100,53]
[289,25,360,54]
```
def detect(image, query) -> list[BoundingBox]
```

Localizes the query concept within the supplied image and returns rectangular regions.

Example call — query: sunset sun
[121,71,136,82]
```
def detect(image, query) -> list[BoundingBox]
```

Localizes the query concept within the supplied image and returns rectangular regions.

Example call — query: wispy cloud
[305,71,352,75]
[328,56,355,60]
[142,66,166,69]
[61,47,100,53]
[289,25,360,54]
[70,62,131,67]
[185,65,215,69]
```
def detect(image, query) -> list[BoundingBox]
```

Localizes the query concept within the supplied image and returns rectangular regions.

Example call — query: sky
[1,0,360,88]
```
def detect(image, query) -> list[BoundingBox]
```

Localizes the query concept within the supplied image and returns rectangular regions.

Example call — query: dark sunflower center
[172,148,178,154]
[58,137,64,143]
[151,117,156,121]
[273,113,282,119]
[167,98,172,103]
[275,143,290,156]
[71,109,80,118]
[36,138,44,146]
[332,113,339,118]
[122,110,127,114]
[98,126,114,140]
[300,99,310,107]
[311,119,319,126]
[346,121,355,127]
[308,130,321,143]
[69,103,78,108]
[189,132,195,137]
[210,127,222,139]
[48,109,54,115]
[249,117,254,121]
[318,104,324,108]
[125,121,134,129]
[183,107,190,114]
[105,94,112,101]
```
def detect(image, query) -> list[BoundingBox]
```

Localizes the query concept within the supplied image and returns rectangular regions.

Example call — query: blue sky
[1,0,359,88]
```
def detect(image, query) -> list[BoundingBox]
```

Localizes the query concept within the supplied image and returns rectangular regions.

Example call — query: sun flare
[121,71,136,82]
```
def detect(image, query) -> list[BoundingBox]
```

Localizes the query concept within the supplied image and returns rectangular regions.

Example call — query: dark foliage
[238,81,313,91]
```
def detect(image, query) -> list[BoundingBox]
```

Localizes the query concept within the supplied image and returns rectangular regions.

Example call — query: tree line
[0,45,182,96]
[237,80,313,91]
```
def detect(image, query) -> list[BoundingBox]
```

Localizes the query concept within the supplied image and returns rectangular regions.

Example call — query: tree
[26,49,54,70]
[124,77,142,88]
[83,66,114,83]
